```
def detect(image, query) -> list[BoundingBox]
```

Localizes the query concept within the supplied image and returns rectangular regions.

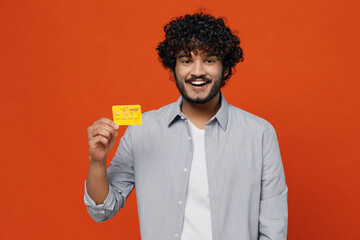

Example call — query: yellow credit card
[112,105,142,125]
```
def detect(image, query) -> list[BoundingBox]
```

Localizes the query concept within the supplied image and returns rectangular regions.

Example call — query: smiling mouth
[185,77,211,87]
[190,80,207,87]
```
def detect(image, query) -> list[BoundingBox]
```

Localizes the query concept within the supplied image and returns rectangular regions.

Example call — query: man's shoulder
[126,100,178,134]
[227,103,274,132]
[141,101,177,122]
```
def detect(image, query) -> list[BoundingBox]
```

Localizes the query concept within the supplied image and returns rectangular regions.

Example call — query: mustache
[185,76,212,83]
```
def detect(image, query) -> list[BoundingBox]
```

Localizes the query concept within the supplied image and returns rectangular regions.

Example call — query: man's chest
[131,124,263,193]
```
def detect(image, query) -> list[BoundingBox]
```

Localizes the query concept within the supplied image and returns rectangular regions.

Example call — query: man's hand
[87,117,119,163]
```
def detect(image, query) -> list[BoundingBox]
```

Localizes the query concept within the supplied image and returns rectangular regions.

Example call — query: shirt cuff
[84,180,116,212]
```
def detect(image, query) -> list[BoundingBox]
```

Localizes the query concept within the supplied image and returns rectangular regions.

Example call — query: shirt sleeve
[84,126,135,222]
[258,123,288,240]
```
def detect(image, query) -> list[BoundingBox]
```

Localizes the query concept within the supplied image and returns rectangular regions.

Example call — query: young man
[85,13,288,240]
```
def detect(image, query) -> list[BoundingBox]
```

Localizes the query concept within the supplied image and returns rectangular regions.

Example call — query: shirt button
[175,233,179,237]
[188,137,191,140]
[178,201,183,205]
[183,168,188,172]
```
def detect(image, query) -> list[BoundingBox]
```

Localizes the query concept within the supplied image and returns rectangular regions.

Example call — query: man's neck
[181,93,221,130]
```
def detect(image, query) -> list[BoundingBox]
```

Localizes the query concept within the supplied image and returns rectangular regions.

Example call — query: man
[85,13,288,240]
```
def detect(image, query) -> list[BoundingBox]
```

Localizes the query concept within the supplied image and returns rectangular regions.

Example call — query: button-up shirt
[84,94,288,240]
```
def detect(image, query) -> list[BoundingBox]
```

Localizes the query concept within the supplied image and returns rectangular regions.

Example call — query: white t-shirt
[181,120,213,240]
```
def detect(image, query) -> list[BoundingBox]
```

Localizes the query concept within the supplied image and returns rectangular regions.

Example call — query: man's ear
[223,68,229,78]
[170,70,175,77]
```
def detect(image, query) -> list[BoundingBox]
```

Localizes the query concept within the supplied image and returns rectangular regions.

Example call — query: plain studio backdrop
[0,0,359,239]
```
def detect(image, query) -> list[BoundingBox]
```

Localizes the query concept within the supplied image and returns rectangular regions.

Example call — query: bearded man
[85,12,288,240]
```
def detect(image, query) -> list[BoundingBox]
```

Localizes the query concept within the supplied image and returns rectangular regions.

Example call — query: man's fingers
[89,135,109,147]
[93,117,119,130]
[87,117,119,157]
[88,124,118,139]
[89,128,113,140]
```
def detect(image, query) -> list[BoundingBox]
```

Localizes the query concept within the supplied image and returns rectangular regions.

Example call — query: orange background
[1,0,359,239]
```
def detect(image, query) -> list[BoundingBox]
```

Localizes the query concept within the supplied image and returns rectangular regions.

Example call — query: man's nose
[190,60,206,76]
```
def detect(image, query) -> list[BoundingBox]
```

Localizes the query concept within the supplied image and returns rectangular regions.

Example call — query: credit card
[112,105,142,125]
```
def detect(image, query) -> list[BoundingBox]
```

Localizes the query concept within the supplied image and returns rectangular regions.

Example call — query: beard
[174,73,223,104]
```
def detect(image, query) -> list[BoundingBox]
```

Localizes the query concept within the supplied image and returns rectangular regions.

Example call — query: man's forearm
[86,156,109,205]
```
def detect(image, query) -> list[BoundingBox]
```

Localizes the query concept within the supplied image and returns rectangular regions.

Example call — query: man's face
[174,51,224,104]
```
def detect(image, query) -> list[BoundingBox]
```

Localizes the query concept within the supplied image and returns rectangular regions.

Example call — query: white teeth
[191,81,206,85]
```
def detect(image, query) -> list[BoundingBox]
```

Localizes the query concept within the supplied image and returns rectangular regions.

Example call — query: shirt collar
[167,92,229,131]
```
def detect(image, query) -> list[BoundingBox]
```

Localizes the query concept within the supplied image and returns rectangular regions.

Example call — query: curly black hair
[156,12,243,86]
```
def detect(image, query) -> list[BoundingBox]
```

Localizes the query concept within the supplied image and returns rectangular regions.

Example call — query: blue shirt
[84,94,288,240]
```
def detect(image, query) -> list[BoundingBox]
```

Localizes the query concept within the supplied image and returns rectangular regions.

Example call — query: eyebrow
[205,53,218,58]
[177,53,218,59]
[177,53,191,59]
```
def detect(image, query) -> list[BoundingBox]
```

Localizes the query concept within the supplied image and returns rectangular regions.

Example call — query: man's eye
[182,60,191,64]
[206,59,216,63]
